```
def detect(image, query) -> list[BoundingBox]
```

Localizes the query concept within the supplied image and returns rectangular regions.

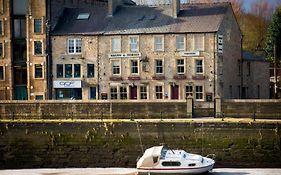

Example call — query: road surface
[1,168,281,175]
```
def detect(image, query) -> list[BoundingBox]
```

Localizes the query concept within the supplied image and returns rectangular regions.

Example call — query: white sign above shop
[53,80,82,88]
[108,52,141,58]
[180,51,200,57]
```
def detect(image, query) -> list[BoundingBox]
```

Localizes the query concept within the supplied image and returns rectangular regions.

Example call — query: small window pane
[130,37,138,52]
[35,95,43,100]
[156,86,163,99]
[0,20,2,35]
[176,35,185,51]
[74,64,81,78]
[195,86,203,100]
[120,86,127,100]
[87,64,94,78]
[57,64,63,78]
[185,85,193,98]
[35,64,43,78]
[90,87,97,99]
[112,37,121,52]
[112,60,120,75]
[34,41,42,55]
[111,87,118,99]
[177,59,185,74]
[34,19,42,33]
[0,66,3,80]
[195,60,203,74]
[155,36,163,51]
[65,64,72,78]
[140,86,147,99]
[0,43,3,57]
[155,60,163,74]
[131,60,138,74]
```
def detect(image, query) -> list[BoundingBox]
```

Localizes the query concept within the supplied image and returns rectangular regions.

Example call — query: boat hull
[137,163,214,174]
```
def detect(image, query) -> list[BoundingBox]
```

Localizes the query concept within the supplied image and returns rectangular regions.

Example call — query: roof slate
[52,3,230,35]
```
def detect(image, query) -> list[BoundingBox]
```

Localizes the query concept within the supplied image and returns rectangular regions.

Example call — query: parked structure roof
[52,3,230,35]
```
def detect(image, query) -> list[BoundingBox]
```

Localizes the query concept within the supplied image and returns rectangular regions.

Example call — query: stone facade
[0,0,47,100]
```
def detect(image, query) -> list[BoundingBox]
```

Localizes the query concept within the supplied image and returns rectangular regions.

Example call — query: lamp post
[274,44,278,99]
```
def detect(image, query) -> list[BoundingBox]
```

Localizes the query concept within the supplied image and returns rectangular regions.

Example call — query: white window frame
[176,35,185,51]
[0,65,4,81]
[111,59,121,76]
[185,85,193,98]
[33,40,43,56]
[154,35,164,51]
[155,85,163,100]
[120,86,128,100]
[195,58,204,74]
[34,63,44,79]
[140,85,148,100]
[194,34,205,51]
[111,36,121,52]
[195,85,204,101]
[177,59,185,74]
[129,35,139,52]
[130,59,139,75]
[89,86,97,100]
[155,59,164,75]
[110,86,118,100]
[67,38,82,54]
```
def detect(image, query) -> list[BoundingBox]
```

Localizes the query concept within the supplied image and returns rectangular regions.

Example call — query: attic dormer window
[77,13,90,20]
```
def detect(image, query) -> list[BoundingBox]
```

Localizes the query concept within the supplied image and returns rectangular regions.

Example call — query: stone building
[51,0,242,104]
[242,52,270,99]
[0,0,47,100]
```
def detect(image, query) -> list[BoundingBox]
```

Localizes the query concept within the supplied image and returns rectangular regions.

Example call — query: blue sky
[243,0,279,12]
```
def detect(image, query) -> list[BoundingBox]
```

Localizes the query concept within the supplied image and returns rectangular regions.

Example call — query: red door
[171,85,179,99]
[130,86,137,100]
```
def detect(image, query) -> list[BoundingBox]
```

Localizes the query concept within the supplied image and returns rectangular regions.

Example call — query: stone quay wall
[0,121,280,169]
[221,99,281,119]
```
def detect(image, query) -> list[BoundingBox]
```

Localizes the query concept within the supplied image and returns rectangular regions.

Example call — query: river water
[1,168,281,175]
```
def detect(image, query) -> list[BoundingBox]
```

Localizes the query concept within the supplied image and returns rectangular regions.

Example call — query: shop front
[53,80,82,100]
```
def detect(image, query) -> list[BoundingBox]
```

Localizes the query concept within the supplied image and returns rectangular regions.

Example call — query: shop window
[129,36,139,52]
[87,64,94,78]
[74,64,81,78]
[154,35,164,51]
[195,85,203,100]
[120,86,127,100]
[155,86,163,99]
[110,87,117,99]
[68,38,82,54]
[195,59,203,74]
[89,87,97,100]
[185,85,193,98]
[34,41,43,55]
[65,64,72,78]
[34,64,43,78]
[140,86,148,99]
[0,66,3,80]
[57,64,63,78]
[176,35,185,51]
[131,60,138,74]
[111,37,121,52]
[177,59,185,74]
[34,18,42,33]
[112,60,120,75]
[155,59,163,74]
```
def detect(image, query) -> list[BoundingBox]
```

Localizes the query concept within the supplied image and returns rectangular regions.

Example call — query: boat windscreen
[160,148,168,159]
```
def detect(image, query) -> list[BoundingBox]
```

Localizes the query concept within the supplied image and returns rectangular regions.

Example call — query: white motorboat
[137,146,215,174]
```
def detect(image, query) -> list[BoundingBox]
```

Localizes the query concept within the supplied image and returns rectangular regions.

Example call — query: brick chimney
[172,0,180,18]
[108,0,123,17]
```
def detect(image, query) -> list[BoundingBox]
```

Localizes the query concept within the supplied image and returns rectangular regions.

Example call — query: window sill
[192,75,206,80]
[174,75,187,80]
[128,76,141,80]
[110,76,123,81]
[152,75,166,80]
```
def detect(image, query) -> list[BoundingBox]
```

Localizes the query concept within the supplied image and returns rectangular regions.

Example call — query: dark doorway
[130,86,137,100]
[171,85,179,100]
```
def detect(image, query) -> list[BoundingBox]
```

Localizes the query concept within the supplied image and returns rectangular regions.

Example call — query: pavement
[1,168,281,175]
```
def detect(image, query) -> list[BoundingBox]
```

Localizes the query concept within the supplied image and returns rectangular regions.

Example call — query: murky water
[1,168,281,175]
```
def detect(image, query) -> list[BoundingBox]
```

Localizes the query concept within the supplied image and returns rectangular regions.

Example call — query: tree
[265,6,281,61]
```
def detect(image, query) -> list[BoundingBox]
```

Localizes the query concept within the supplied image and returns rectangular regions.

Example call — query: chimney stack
[108,0,123,17]
[172,0,180,18]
